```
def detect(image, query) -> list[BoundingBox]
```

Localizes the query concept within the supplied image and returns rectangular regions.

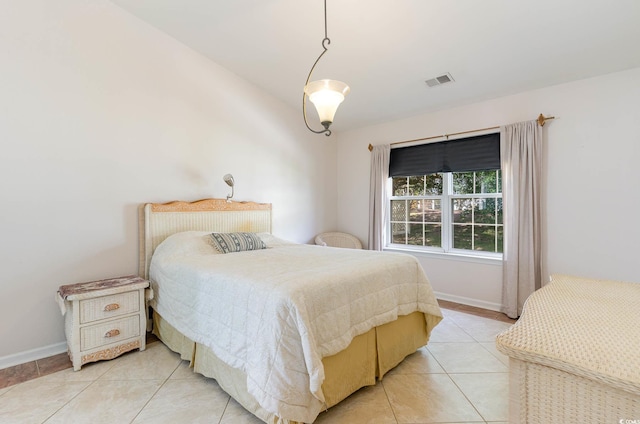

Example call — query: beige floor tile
[219,398,264,424]
[428,343,508,373]
[314,384,396,424]
[382,373,483,423]
[429,317,476,343]
[132,378,230,423]
[37,357,116,383]
[440,308,474,321]
[0,379,92,424]
[449,373,509,422]
[386,346,445,375]
[444,308,493,325]
[46,379,163,424]
[0,386,11,396]
[449,315,513,342]
[480,342,510,365]
[169,360,201,380]
[99,342,181,381]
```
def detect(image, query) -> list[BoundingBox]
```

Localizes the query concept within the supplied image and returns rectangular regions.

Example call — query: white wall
[337,67,640,308]
[0,0,337,364]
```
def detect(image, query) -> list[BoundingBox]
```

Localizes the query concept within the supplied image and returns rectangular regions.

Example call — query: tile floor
[0,303,515,423]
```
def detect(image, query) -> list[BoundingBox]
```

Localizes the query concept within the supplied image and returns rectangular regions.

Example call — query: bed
[139,198,443,423]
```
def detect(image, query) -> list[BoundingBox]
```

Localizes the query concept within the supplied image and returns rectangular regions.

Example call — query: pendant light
[303,0,350,136]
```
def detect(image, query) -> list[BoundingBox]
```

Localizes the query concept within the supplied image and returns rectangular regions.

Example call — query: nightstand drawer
[80,315,141,351]
[79,291,140,324]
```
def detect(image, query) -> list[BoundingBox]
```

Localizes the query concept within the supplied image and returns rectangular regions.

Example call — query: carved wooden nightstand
[57,275,150,371]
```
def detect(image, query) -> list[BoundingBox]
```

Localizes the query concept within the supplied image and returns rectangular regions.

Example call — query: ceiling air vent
[425,73,454,88]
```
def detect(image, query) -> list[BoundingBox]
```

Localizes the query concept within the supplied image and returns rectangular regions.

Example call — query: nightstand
[56,275,150,371]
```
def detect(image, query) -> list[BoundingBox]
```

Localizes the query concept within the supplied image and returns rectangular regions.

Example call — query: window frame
[388,171,503,259]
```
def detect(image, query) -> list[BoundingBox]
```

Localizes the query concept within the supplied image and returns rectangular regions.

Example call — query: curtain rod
[367,113,555,151]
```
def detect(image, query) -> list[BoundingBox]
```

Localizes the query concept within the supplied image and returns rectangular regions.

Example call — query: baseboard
[434,291,503,313]
[0,342,67,371]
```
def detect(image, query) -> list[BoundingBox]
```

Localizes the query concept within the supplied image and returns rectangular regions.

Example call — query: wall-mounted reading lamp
[223,174,234,202]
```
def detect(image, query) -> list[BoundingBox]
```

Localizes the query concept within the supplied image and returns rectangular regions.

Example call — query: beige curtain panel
[368,144,390,251]
[500,120,543,318]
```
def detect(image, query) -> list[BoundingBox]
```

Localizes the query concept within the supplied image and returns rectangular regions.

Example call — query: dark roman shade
[389,133,500,177]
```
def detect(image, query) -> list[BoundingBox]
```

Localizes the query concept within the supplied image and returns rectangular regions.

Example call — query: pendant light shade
[304,79,350,129]
[302,0,349,136]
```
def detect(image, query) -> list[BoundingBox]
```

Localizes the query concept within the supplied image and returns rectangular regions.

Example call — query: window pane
[407,176,425,195]
[497,170,502,193]
[497,198,503,225]
[425,173,443,195]
[424,224,442,247]
[391,223,406,244]
[408,200,423,222]
[453,225,472,250]
[452,198,474,223]
[406,199,442,223]
[392,177,408,196]
[475,225,496,252]
[475,198,496,224]
[497,226,503,253]
[475,170,498,194]
[423,199,441,223]
[391,200,406,221]
[453,172,475,194]
[392,174,443,196]
[404,223,442,247]
[407,223,424,245]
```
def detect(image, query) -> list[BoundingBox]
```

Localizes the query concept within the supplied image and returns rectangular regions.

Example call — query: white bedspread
[149,232,442,423]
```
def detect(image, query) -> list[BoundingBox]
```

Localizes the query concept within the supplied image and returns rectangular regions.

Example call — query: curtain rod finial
[537,114,555,126]
[368,143,373,151]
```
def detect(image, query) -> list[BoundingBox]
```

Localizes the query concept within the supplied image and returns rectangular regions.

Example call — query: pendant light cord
[323,0,328,39]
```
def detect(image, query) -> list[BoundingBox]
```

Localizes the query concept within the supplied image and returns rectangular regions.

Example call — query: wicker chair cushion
[314,232,363,249]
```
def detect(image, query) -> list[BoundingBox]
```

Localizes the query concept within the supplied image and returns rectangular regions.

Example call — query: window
[387,133,502,256]
[390,170,503,255]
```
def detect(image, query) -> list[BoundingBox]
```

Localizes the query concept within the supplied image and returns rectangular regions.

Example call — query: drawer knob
[104,329,120,338]
[104,303,120,312]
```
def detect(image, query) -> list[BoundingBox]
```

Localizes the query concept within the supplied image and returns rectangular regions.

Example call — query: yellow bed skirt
[153,310,441,423]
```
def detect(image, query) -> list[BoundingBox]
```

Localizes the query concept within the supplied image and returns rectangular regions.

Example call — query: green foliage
[453,170,501,194]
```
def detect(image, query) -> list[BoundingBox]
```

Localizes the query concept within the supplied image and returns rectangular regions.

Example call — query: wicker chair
[314,232,363,249]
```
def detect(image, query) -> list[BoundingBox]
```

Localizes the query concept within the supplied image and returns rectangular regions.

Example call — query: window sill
[384,246,503,266]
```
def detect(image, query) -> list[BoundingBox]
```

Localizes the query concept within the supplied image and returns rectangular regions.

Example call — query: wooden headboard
[138,198,272,279]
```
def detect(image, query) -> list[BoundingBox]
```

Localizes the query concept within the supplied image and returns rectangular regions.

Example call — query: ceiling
[111,0,640,132]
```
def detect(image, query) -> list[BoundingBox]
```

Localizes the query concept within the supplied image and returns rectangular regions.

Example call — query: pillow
[209,232,267,254]
[154,231,221,258]
[256,232,298,248]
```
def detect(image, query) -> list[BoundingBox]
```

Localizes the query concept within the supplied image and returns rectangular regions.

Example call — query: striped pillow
[209,232,266,254]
